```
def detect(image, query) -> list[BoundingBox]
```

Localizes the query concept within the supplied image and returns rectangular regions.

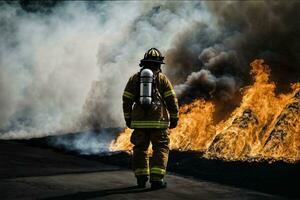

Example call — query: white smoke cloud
[0,1,211,141]
[1,2,102,139]
[48,129,121,155]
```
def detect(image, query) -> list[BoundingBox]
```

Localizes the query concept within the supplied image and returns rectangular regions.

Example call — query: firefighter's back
[122,48,179,190]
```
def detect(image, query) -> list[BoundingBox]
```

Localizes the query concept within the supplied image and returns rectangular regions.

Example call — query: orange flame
[110,59,300,162]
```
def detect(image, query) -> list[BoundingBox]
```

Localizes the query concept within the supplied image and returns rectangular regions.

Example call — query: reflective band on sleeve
[123,91,135,100]
[170,113,179,118]
[150,167,166,175]
[163,90,175,98]
[134,168,149,176]
[124,113,131,119]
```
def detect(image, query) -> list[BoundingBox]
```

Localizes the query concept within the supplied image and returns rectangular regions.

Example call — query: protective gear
[122,69,179,129]
[140,48,165,66]
[169,118,178,129]
[151,181,167,190]
[136,175,148,188]
[139,68,153,105]
[130,129,170,182]
[122,49,178,187]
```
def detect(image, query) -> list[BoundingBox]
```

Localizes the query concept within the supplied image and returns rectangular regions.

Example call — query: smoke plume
[167,1,300,103]
[48,128,121,155]
[0,1,210,143]
[0,1,299,149]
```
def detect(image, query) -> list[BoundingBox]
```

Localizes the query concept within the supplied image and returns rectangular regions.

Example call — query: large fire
[110,59,300,162]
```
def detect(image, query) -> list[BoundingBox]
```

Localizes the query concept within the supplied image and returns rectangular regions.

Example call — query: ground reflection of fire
[110,59,300,162]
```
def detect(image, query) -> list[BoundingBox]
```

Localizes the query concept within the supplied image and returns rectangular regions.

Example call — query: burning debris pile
[262,87,300,160]
[110,59,300,162]
[205,108,259,160]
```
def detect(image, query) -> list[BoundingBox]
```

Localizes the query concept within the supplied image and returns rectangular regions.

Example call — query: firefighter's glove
[125,118,131,128]
[169,118,178,129]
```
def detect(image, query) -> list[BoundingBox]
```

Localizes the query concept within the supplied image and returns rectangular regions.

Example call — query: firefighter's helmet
[140,48,165,66]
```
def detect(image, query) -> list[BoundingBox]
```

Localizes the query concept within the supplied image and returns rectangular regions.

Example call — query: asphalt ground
[0,140,297,200]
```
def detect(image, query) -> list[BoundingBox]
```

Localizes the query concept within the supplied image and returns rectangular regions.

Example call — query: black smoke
[1,1,299,139]
[165,1,300,104]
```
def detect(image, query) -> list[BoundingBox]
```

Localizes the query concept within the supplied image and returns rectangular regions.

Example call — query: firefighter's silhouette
[122,48,179,189]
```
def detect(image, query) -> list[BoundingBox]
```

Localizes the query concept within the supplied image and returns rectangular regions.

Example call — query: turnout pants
[130,129,170,182]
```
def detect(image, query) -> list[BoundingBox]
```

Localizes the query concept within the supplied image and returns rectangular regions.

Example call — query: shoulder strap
[135,70,142,104]
[153,72,167,107]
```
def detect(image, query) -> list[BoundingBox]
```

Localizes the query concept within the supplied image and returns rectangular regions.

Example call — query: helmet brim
[140,59,165,64]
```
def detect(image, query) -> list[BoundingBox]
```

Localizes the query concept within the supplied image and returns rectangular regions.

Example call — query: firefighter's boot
[151,180,167,190]
[136,175,148,188]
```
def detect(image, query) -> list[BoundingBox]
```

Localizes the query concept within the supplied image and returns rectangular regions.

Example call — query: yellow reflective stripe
[123,91,135,100]
[131,123,169,126]
[170,113,179,118]
[134,168,149,176]
[131,124,168,126]
[150,167,166,175]
[132,125,168,128]
[123,91,135,98]
[132,124,167,126]
[131,122,169,125]
[131,121,169,128]
[131,121,169,124]
[163,90,175,98]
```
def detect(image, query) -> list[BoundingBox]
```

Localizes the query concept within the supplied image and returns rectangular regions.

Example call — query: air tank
[139,68,153,105]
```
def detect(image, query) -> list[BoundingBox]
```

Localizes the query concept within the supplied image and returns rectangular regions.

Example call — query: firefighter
[122,48,179,189]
